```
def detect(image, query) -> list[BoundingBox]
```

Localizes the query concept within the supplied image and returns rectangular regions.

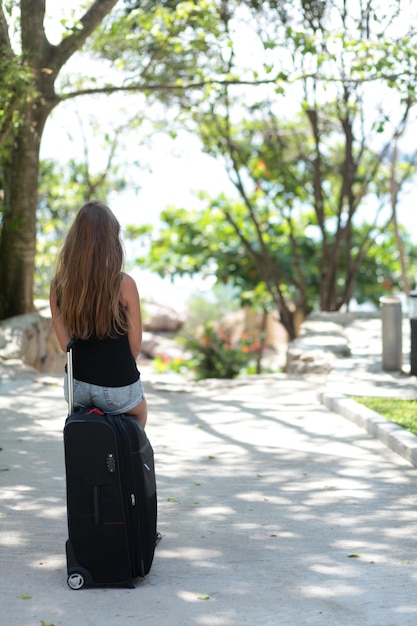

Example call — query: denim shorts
[64,372,145,415]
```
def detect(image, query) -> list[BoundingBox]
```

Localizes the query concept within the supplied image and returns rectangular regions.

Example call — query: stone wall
[0,308,381,379]
[0,304,186,375]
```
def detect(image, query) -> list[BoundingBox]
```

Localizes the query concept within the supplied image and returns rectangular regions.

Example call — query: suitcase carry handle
[66,338,76,415]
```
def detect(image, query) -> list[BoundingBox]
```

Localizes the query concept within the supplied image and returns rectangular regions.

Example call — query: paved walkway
[1,318,417,625]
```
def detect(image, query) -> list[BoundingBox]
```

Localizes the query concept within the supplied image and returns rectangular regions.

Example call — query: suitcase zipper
[93,485,101,525]
[117,417,144,576]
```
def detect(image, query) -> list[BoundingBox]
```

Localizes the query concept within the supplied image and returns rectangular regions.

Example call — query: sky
[39,0,417,308]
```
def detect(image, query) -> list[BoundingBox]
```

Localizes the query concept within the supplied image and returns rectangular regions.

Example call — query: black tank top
[72,332,140,387]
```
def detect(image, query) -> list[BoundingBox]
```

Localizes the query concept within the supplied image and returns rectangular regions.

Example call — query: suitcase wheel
[67,571,86,590]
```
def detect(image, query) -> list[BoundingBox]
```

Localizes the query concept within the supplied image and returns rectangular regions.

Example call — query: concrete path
[2,352,417,626]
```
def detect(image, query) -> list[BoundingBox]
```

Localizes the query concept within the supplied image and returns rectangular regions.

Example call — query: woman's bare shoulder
[121,272,137,288]
[120,273,139,302]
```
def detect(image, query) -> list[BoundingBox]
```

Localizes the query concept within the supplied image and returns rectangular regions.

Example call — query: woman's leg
[126,396,148,428]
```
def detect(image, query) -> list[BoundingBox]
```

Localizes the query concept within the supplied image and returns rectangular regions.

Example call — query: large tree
[0,0,227,319]
[136,0,417,338]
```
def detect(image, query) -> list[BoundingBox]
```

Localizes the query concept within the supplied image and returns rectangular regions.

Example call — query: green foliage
[88,1,223,102]
[3,0,417,323]
[129,0,417,325]
[353,227,417,307]
[148,286,268,381]
[0,50,34,152]
[141,196,313,308]
[184,321,260,379]
[352,396,417,438]
[138,153,417,316]
[153,354,191,375]
[123,0,184,13]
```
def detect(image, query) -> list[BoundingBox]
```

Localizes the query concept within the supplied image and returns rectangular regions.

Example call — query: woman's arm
[120,274,143,360]
[49,281,71,352]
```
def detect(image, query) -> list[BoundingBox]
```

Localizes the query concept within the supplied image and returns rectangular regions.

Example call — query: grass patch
[352,396,417,437]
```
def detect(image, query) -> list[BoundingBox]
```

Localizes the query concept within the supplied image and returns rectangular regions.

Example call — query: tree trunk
[0,103,51,318]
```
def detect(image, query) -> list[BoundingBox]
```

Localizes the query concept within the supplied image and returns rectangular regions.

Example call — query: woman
[50,199,147,428]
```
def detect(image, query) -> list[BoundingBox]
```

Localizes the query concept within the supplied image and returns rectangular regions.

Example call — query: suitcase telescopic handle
[66,338,75,415]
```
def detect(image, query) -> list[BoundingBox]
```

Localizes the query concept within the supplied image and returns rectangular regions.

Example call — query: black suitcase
[63,341,157,590]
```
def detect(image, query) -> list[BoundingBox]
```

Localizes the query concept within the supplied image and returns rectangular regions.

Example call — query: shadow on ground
[1,373,417,625]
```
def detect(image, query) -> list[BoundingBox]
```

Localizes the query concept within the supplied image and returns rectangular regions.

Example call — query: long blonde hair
[53,200,128,339]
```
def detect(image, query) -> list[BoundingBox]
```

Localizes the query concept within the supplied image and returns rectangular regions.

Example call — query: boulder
[143,302,185,333]
[0,312,64,374]
[286,316,351,376]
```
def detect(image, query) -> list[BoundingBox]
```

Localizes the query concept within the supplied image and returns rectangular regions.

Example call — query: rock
[294,320,351,355]
[0,312,65,374]
[144,313,183,333]
[141,332,160,358]
[0,307,378,382]
[286,314,351,376]
[143,302,185,333]
[0,302,186,378]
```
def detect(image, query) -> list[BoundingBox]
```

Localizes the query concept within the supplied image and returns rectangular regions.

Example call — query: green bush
[184,321,260,380]
[152,354,192,375]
